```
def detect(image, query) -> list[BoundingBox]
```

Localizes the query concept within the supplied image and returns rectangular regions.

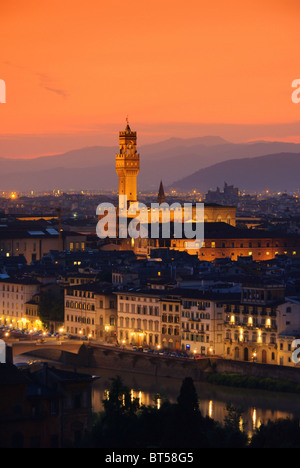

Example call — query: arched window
[110,316,115,326]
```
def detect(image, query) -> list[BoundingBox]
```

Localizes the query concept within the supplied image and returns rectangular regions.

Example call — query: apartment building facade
[64,283,117,341]
[115,288,231,354]
[116,290,162,349]
[223,283,300,366]
[277,298,300,367]
[0,278,41,329]
[63,280,300,367]
[180,292,226,356]
[160,295,181,350]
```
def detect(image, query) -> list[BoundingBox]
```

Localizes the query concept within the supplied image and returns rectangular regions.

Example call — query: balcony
[263,325,277,332]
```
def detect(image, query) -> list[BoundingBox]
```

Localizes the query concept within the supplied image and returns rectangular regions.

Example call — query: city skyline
[1,0,300,450]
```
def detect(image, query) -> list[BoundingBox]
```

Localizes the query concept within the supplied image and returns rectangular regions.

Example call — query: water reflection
[91,368,300,437]
[14,354,300,438]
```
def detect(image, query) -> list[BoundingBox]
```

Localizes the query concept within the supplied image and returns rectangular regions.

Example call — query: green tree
[224,403,244,432]
[39,288,64,328]
[250,419,300,448]
[103,376,140,417]
[177,377,200,415]
[223,403,248,448]
[87,376,141,448]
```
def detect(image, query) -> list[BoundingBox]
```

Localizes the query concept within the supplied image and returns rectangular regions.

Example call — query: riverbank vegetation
[81,376,300,448]
[207,372,300,394]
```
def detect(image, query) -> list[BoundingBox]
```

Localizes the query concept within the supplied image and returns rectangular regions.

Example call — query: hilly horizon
[170,152,300,193]
[1,136,300,192]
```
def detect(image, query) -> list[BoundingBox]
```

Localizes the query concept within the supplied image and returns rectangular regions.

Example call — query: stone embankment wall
[25,344,300,384]
[61,345,212,381]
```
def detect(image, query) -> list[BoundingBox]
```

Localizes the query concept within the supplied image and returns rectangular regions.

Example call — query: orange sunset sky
[0,0,300,157]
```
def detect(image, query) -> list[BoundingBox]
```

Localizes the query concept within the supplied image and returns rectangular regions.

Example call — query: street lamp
[105,325,110,343]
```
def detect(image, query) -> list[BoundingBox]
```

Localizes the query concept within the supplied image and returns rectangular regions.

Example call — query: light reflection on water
[91,368,300,437]
[13,355,300,438]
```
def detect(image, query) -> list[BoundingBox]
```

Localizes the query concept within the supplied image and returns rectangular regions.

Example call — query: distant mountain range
[1,136,300,193]
[170,152,300,193]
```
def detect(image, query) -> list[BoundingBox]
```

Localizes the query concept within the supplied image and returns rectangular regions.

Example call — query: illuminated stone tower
[116,119,140,208]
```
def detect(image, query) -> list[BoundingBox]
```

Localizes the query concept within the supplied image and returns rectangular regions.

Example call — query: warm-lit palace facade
[170,222,299,262]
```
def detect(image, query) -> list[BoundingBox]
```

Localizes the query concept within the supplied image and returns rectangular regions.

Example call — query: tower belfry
[116,119,140,208]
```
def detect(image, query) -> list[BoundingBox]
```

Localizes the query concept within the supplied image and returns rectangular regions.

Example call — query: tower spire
[158,180,166,204]
[125,115,131,132]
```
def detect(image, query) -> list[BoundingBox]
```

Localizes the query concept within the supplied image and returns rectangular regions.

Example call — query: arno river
[15,355,300,438]
[89,367,300,438]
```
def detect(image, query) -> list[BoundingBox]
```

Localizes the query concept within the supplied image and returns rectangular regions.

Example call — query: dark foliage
[39,289,64,326]
[250,418,300,448]
[81,376,300,448]
[81,376,248,448]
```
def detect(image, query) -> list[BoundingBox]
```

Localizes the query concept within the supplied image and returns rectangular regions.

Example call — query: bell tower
[116,118,140,208]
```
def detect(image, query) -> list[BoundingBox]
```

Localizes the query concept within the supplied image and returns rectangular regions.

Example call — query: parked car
[194,354,201,360]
